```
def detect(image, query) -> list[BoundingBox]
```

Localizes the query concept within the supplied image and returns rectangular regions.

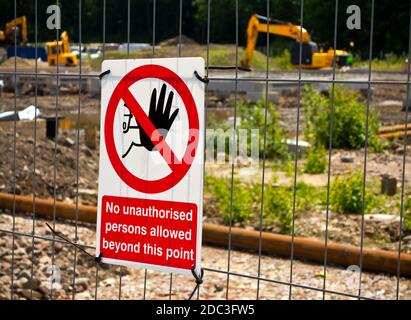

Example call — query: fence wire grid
[0,0,410,300]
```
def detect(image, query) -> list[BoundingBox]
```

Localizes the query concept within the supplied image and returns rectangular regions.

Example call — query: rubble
[0,126,99,205]
[0,83,411,299]
[1,210,411,300]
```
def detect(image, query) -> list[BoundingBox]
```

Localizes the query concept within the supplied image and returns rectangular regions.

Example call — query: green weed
[302,85,381,151]
[304,147,327,174]
[330,172,376,214]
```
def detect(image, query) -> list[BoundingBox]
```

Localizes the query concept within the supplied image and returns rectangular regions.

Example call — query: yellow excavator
[0,16,28,44]
[241,14,353,69]
[46,31,78,66]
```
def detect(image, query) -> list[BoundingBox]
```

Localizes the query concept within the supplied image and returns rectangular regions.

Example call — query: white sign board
[96,57,205,276]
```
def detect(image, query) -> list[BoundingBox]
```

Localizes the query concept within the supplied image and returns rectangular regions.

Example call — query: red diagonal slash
[122,88,181,171]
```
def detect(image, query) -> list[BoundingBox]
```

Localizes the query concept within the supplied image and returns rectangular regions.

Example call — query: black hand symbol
[138,83,179,151]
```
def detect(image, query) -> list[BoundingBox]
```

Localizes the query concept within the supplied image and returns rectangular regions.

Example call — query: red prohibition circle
[104,64,199,194]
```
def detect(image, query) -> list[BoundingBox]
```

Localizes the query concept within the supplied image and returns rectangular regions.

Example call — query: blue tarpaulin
[7,46,47,62]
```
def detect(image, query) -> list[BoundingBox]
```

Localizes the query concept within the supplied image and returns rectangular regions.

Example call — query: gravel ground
[1,210,411,300]
[1,86,411,300]
[0,92,100,115]
[0,126,99,205]
[1,122,410,257]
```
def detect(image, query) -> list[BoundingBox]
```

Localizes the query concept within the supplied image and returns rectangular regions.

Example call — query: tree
[0,0,409,56]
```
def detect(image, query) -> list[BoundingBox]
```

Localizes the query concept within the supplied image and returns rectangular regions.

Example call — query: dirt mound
[0,56,49,69]
[1,56,35,67]
[158,35,198,46]
[0,126,99,206]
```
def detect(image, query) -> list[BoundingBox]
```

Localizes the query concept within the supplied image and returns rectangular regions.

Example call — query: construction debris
[0,105,40,121]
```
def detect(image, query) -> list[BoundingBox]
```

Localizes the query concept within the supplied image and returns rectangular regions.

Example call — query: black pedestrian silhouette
[122,83,179,158]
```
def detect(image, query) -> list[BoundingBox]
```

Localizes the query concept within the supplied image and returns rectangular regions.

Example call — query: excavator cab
[291,41,319,66]
[241,14,352,69]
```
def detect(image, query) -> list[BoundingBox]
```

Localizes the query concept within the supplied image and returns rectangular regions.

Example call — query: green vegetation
[330,172,377,214]
[284,160,300,178]
[208,47,281,70]
[304,147,327,174]
[205,110,230,132]
[238,99,286,159]
[193,0,410,58]
[271,49,293,70]
[264,185,293,233]
[87,42,405,74]
[2,1,410,72]
[204,175,324,233]
[205,171,409,232]
[264,181,325,233]
[403,197,411,231]
[89,45,286,71]
[302,85,381,151]
[87,44,408,74]
[204,175,257,225]
[204,99,286,161]
[353,53,407,72]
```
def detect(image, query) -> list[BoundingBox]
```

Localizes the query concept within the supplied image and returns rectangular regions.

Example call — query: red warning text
[100,195,198,270]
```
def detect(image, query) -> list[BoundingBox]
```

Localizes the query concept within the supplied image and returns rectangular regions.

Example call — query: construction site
[1,1,411,302]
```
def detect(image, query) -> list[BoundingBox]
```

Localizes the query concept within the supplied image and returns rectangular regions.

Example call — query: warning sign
[96,58,205,275]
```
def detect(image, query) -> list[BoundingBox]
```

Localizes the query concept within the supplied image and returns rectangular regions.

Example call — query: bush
[262,185,293,233]
[304,147,327,174]
[284,160,295,178]
[205,175,325,233]
[238,99,286,159]
[264,182,322,233]
[295,182,325,213]
[303,85,381,151]
[272,49,293,70]
[330,172,375,214]
[206,99,286,161]
[204,176,256,225]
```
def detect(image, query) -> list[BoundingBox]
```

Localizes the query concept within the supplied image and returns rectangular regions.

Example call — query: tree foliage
[0,0,409,56]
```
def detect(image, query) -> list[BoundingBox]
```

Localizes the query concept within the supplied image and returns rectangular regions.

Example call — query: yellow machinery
[0,16,28,44]
[241,14,353,69]
[46,31,78,66]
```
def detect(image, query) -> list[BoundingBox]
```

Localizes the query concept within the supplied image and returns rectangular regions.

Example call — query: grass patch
[353,53,407,72]
[204,175,325,233]
[91,47,405,72]
[271,49,293,70]
[89,44,290,71]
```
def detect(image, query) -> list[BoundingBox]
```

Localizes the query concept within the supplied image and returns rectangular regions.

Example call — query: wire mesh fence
[0,0,410,300]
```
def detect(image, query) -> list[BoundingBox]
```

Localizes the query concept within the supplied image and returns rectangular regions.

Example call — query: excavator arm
[4,16,27,44]
[241,14,310,68]
[60,31,71,54]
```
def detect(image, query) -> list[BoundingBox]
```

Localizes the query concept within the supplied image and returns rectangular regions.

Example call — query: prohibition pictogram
[104,64,199,194]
